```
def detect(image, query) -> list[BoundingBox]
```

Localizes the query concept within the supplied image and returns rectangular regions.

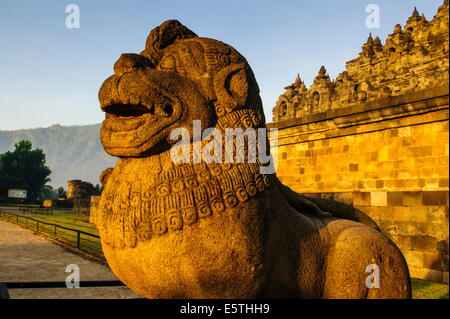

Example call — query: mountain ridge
[0,123,117,188]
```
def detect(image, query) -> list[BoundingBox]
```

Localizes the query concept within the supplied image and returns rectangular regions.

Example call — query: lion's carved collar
[98,148,275,248]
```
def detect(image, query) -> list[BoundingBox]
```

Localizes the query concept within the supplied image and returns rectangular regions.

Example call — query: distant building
[67,180,95,215]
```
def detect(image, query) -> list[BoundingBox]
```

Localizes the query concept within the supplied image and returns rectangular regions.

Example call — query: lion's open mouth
[98,70,194,157]
[103,104,150,132]
[105,103,153,117]
[104,102,174,118]
[102,102,176,133]
[99,92,183,156]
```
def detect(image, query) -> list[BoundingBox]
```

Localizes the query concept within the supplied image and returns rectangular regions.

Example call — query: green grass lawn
[23,211,98,234]
[1,210,103,256]
[412,278,449,299]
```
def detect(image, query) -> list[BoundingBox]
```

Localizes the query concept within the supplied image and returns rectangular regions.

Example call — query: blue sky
[0,0,444,130]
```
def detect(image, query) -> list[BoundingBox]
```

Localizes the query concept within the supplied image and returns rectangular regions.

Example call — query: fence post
[54,225,57,236]
[77,232,81,249]
[25,218,27,229]
[16,215,18,223]
[37,221,40,232]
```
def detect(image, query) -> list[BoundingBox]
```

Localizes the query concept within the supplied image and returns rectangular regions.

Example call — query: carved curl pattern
[99,159,276,248]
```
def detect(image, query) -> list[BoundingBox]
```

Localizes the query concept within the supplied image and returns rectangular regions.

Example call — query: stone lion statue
[96,20,411,299]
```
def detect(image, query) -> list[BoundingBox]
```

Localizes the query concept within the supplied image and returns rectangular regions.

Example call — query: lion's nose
[113,53,153,76]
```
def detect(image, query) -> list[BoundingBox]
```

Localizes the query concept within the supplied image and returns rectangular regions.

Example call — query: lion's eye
[159,55,176,70]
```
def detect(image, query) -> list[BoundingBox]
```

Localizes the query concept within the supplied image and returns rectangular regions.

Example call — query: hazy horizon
[0,122,100,133]
[0,0,445,131]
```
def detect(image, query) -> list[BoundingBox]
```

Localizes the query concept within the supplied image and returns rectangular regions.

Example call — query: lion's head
[99,20,265,157]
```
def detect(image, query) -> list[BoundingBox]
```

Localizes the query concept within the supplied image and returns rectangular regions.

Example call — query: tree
[0,140,52,202]
[94,183,103,195]
[39,185,57,201]
[57,187,67,199]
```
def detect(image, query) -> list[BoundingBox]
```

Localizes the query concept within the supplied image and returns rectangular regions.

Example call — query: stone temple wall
[269,1,449,283]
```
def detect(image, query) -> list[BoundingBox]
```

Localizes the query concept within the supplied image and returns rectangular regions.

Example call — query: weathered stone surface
[268,1,449,283]
[443,272,449,284]
[423,191,448,206]
[371,192,388,207]
[272,0,449,123]
[422,252,443,270]
[67,180,95,199]
[67,180,96,215]
[89,195,101,224]
[96,20,411,299]
[409,267,443,282]
[412,235,437,252]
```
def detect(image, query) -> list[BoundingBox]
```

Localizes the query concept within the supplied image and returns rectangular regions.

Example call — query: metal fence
[18,205,53,215]
[0,210,102,257]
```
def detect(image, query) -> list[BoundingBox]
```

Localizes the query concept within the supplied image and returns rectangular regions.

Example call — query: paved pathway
[0,219,141,299]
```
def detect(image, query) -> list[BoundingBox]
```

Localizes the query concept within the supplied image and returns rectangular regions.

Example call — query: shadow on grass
[412,278,449,299]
